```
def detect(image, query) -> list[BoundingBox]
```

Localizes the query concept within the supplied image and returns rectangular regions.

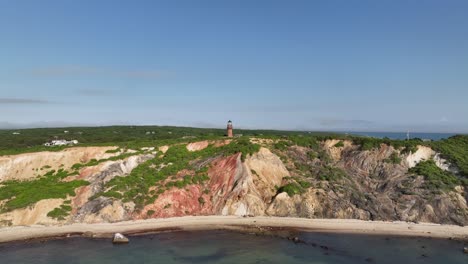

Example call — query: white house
[44,139,79,147]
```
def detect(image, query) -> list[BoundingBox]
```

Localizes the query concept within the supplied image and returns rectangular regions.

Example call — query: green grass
[278,182,304,197]
[334,141,344,148]
[0,125,330,156]
[222,137,261,161]
[431,135,468,177]
[0,169,89,212]
[409,160,467,192]
[47,204,72,220]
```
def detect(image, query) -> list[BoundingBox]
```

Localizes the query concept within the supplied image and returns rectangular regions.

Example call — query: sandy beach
[1,216,468,243]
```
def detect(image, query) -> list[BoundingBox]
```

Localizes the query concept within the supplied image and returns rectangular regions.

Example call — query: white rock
[113,233,129,244]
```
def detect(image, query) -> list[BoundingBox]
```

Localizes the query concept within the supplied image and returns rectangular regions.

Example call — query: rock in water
[463,247,468,254]
[113,233,129,244]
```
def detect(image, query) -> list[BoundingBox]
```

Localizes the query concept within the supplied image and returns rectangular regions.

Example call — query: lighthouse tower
[227,120,233,138]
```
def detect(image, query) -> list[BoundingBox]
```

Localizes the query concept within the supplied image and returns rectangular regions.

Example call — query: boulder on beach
[112,233,129,244]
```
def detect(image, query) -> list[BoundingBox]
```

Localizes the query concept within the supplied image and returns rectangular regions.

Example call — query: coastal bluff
[1,137,467,228]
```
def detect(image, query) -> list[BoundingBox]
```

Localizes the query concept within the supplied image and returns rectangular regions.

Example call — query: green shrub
[147,210,155,216]
[223,137,260,161]
[198,197,205,205]
[401,145,418,154]
[47,204,73,220]
[297,180,311,189]
[273,141,291,151]
[102,190,123,199]
[0,169,88,212]
[105,148,121,153]
[409,160,465,191]
[334,141,344,148]
[385,152,402,164]
[278,182,304,197]
[431,135,468,177]
[318,166,346,182]
[307,151,317,160]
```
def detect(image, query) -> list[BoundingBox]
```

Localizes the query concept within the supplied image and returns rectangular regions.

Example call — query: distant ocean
[345,132,458,141]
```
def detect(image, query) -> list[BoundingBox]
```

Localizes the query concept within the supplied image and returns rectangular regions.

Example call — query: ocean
[1,230,466,264]
[346,132,457,141]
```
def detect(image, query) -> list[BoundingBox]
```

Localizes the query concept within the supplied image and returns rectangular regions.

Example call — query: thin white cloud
[75,88,110,96]
[0,98,52,104]
[31,65,171,79]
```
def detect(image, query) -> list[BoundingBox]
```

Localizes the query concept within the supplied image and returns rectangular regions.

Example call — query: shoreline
[1,216,468,244]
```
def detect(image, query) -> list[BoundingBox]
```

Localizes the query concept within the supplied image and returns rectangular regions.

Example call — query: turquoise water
[1,231,466,264]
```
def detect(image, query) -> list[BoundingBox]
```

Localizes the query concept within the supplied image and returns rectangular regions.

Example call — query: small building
[227,120,233,138]
[44,139,79,147]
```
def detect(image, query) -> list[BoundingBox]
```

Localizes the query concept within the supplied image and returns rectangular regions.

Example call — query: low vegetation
[431,135,468,177]
[278,182,305,197]
[409,160,468,192]
[0,125,315,156]
[0,169,88,212]
[385,152,402,164]
[47,203,72,220]
[334,141,344,148]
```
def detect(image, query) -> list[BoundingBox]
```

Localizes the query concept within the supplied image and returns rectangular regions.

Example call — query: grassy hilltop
[1,126,467,178]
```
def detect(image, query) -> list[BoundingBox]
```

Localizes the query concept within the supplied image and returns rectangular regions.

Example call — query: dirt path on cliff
[1,216,467,243]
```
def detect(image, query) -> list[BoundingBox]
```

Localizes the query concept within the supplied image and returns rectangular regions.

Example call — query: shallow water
[0,231,466,264]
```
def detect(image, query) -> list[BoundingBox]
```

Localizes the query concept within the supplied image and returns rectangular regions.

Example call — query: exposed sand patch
[1,216,467,243]
[213,139,232,147]
[158,146,169,154]
[0,199,64,226]
[0,146,119,182]
[186,141,209,152]
[406,146,435,168]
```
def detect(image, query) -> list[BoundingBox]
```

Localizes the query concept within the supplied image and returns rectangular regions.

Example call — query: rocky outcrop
[322,139,353,161]
[137,148,289,218]
[267,143,468,225]
[113,233,129,244]
[72,154,154,223]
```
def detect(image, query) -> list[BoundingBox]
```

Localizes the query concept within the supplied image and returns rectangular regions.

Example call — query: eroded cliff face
[0,139,467,227]
[71,154,155,223]
[221,147,289,216]
[136,147,289,219]
[267,141,468,225]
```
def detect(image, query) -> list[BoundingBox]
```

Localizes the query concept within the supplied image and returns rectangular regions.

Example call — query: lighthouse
[227,120,233,138]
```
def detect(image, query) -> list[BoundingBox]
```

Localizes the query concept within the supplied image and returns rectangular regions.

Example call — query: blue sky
[0,0,467,132]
